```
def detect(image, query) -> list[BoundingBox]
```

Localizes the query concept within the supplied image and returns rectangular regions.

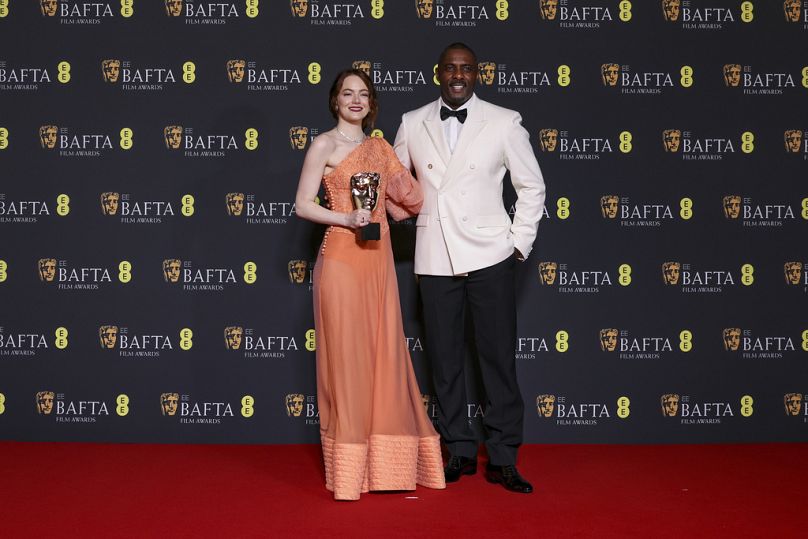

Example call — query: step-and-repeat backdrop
[0,0,806,444]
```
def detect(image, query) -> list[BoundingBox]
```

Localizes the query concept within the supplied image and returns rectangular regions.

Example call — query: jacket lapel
[423,100,450,168]
[442,99,486,188]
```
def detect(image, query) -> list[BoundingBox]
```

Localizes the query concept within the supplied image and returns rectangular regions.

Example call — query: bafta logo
[784,0,801,22]
[101,192,120,216]
[539,129,558,152]
[661,394,680,417]
[226,60,246,83]
[539,0,558,20]
[226,193,245,216]
[288,260,308,284]
[722,195,741,219]
[723,64,741,87]
[101,59,121,83]
[421,394,434,412]
[164,126,183,150]
[161,393,179,416]
[162,259,182,283]
[722,328,741,352]
[600,195,619,219]
[784,262,803,285]
[352,60,371,77]
[289,127,309,150]
[39,0,57,16]
[36,391,55,415]
[536,394,556,418]
[224,326,244,350]
[477,62,496,86]
[538,262,557,285]
[39,125,58,149]
[784,130,802,153]
[38,258,56,282]
[290,0,308,17]
[99,325,119,349]
[599,328,618,352]
[784,393,802,416]
[663,129,681,152]
[662,262,681,285]
[285,393,304,417]
[661,0,680,22]
[415,0,433,19]
[165,0,183,16]
[601,63,619,87]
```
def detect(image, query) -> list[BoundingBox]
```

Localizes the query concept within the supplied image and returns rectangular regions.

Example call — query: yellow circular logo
[244,261,257,284]
[619,131,632,153]
[680,66,694,88]
[741,264,754,286]
[182,62,196,84]
[182,194,195,217]
[740,1,753,23]
[495,0,509,20]
[740,395,754,417]
[118,260,132,283]
[557,65,571,87]
[56,194,70,216]
[121,0,134,17]
[57,61,71,84]
[679,330,693,352]
[679,197,693,220]
[371,0,384,18]
[305,329,316,351]
[617,396,630,418]
[308,62,322,85]
[555,330,569,353]
[0,127,8,150]
[556,198,570,220]
[120,128,133,150]
[245,128,259,151]
[0,260,7,283]
[180,328,193,350]
[116,394,130,416]
[618,264,632,286]
[55,327,69,349]
[246,0,259,18]
[618,1,632,22]
[241,395,255,417]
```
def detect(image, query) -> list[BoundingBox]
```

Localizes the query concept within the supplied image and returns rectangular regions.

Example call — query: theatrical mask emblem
[536,394,556,417]
[226,193,245,216]
[101,192,120,216]
[601,195,619,219]
[351,172,381,212]
[784,0,801,22]
[661,0,680,22]
[224,326,244,350]
[226,60,246,83]
[415,0,433,19]
[723,64,741,87]
[538,262,557,285]
[102,60,121,83]
[162,259,181,283]
[661,394,680,417]
[161,393,179,416]
[289,127,309,150]
[40,125,58,149]
[784,262,803,285]
[723,328,741,351]
[477,62,496,86]
[165,0,183,16]
[663,129,681,152]
[38,258,56,282]
[352,61,371,78]
[539,129,558,152]
[784,393,802,416]
[539,0,558,20]
[662,262,681,285]
[40,0,57,16]
[290,0,308,17]
[99,325,119,349]
[601,63,619,87]
[784,130,802,153]
[285,393,304,417]
[600,328,618,352]
[36,391,55,414]
[164,126,183,150]
[288,260,308,284]
[723,195,741,219]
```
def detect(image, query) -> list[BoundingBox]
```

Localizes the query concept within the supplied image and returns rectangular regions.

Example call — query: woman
[295,69,446,501]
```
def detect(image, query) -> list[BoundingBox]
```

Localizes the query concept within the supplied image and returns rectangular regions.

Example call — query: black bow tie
[440,106,468,123]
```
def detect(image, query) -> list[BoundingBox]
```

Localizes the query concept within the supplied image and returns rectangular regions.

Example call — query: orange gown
[313,137,445,500]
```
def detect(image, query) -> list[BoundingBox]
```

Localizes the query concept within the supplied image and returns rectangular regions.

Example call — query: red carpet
[1,442,804,537]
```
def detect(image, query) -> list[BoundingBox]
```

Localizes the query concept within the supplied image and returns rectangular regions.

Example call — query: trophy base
[358,223,380,241]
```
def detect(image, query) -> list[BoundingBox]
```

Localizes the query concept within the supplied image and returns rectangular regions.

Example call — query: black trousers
[419,255,523,466]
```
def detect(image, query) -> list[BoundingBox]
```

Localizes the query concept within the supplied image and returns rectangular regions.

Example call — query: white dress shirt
[440,94,475,153]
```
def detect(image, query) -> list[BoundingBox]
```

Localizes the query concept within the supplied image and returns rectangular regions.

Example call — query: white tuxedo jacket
[393,96,546,275]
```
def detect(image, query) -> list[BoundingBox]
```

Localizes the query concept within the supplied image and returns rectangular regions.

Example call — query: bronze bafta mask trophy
[351,172,381,241]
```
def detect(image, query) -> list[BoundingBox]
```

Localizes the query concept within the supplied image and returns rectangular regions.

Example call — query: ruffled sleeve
[384,144,423,221]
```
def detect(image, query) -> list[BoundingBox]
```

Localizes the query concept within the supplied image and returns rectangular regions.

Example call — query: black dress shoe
[444,456,477,483]
[485,464,533,493]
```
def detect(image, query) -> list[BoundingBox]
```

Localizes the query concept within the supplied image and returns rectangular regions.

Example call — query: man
[394,42,546,494]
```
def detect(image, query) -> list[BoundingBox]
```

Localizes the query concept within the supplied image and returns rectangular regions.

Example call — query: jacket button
[469,163,476,169]
[462,216,468,222]
[461,190,466,195]
[428,163,433,169]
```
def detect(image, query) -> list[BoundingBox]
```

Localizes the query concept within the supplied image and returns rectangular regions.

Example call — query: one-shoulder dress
[313,137,445,500]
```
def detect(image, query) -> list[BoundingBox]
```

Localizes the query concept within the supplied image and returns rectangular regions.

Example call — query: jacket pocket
[475,214,510,228]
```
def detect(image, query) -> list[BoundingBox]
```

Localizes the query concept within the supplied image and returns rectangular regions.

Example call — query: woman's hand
[346,209,372,229]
